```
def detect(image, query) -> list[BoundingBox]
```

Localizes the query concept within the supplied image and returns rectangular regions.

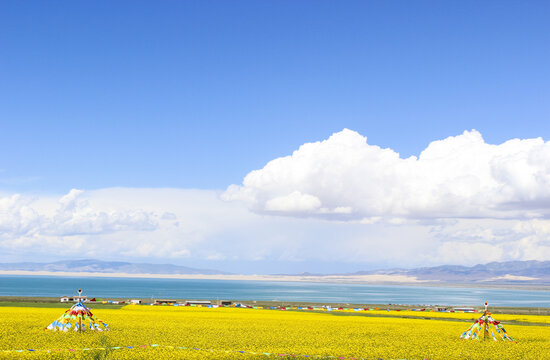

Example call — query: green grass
[317,308,550,326]
[0,301,125,309]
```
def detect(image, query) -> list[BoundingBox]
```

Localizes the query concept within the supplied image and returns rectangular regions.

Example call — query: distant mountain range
[0,259,229,275]
[0,259,549,284]
[349,260,550,284]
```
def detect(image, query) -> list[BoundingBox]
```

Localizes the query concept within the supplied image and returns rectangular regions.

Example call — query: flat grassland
[1,305,549,359]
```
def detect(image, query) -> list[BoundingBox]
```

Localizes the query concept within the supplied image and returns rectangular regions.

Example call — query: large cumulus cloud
[223,129,550,220]
[2,128,550,270]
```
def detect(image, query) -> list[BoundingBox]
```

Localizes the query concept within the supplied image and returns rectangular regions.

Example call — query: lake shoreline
[1,296,549,315]
[1,270,549,291]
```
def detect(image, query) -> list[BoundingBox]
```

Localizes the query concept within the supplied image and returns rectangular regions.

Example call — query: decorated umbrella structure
[460,302,514,341]
[45,289,109,332]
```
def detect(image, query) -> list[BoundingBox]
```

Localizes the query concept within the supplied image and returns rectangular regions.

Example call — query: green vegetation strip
[0,301,125,309]
[291,309,550,327]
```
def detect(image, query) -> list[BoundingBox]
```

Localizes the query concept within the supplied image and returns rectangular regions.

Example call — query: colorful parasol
[45,289,109,332]
[460,302,514,341]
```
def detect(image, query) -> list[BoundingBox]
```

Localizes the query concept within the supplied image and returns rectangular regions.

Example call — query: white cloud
[0,189,160,259]
[265,191,322,212]
[428,218,550,265]
[2,128,550,271]
[49,189,158,236]
[0,194,41,236]
[436,241,504,264]
[223,129,550,220]
[1,187,549,270]
[0,189,158,238]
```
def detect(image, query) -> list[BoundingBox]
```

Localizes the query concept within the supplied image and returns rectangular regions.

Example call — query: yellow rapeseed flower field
[1,305,549,359]
[341,309,550,324]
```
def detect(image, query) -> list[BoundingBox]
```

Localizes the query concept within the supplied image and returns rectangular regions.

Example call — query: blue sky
[1,1,549,273]
[1,0,548,192]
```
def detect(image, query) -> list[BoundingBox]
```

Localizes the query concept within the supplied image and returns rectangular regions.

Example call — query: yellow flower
[0,305,549,359]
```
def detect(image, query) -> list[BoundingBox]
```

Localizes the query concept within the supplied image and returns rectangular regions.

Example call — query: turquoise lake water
[0,275,549,307]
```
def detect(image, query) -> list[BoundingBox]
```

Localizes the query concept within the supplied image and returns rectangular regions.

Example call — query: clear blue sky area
[1,0,549,192]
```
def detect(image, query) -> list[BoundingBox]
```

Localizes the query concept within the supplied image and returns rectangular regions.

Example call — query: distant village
[59,294,233,307]
[58,294,478,313]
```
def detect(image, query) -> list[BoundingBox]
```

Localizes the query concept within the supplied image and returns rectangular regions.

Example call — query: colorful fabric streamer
[0,343,423,359]
[45,300,109,332]
[460,310,514,341]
